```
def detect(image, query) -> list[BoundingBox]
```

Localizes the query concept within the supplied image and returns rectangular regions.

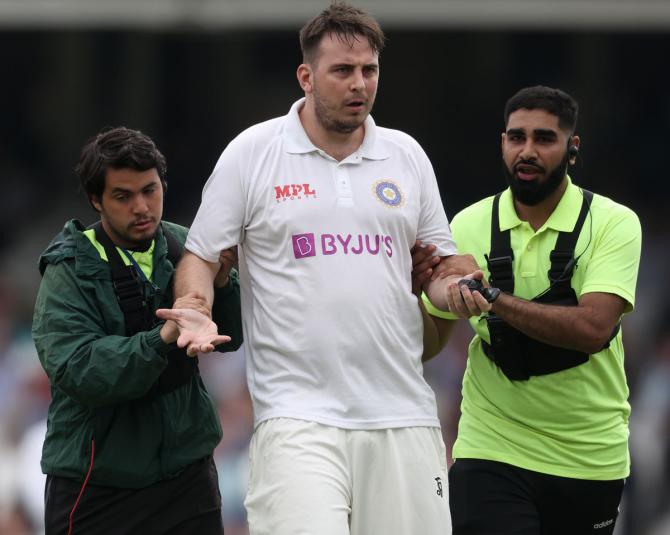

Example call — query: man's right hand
[444,270,492,319]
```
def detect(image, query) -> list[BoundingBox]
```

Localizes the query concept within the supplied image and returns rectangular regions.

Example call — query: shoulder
[227,116,285,151]
[375,126,427,156]
[38,219,89,275]
[160,221,188,245]
[589,191,641,236]
[452,195,497,226]
[591,192,639,222]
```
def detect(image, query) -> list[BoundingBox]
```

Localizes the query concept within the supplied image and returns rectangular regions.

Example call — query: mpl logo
[292,232,394,259]
[275,183,317,202]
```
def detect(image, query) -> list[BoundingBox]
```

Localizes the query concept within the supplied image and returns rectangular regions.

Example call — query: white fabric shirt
[187,99,456,429]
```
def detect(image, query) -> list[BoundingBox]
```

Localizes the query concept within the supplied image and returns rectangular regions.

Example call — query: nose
[350,68,365,92]
[132,194,149,215]
[518,140,538,161]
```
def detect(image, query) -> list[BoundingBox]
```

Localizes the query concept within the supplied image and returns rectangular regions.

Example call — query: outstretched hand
[156,308,231,357]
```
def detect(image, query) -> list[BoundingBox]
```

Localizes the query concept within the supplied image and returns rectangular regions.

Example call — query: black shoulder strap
[486,192,515,294]
[161,223,184,266]
[547,189,593,284]
[92,222,152,335]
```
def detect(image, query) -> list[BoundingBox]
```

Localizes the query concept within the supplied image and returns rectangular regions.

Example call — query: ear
[569,135,581,165]
[297,63,313,94]
[501,132,506,153]
[90,195,103,213]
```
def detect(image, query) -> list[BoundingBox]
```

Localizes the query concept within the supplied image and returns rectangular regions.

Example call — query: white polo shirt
[187,99,456,429]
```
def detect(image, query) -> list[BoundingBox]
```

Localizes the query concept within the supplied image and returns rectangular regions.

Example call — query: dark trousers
[45,456,223,535]
[449,458,624,535]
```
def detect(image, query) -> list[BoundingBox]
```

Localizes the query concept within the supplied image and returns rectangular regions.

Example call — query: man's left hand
[214,246,238,288]
[156,308,231,357]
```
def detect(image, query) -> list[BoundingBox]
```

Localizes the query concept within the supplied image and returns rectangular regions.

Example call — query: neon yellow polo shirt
[83,229,155,281]
[425,179,641,480]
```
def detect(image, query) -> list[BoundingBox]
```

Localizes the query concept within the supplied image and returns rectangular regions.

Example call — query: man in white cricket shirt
[159,2,478,534]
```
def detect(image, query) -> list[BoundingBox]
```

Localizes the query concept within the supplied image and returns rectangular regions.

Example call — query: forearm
[491,293,619,354]
[424,275,460,312]
[174,250,220,310]
[420,300,456,362]
[423,253,479,311]
[36,327,169,408]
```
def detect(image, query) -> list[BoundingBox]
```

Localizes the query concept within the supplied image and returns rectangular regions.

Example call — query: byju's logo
[275,183,317,202]
[292,234,317,259]
[292,233,394,259]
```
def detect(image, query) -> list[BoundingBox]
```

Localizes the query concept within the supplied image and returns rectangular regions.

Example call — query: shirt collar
[499,176,583,232]
[283,98,389,160]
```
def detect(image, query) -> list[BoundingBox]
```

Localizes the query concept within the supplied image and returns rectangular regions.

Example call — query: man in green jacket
[32,126,242,534]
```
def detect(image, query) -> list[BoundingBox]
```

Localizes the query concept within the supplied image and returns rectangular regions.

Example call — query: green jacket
[32,219,243,488]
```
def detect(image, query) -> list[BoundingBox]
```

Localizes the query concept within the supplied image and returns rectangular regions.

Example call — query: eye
[114,194,129,202]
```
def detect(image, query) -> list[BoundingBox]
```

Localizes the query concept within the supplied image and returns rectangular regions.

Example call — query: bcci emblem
[373,180,403,208]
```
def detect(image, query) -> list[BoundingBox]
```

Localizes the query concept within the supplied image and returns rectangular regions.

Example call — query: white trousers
[245,418,452,535]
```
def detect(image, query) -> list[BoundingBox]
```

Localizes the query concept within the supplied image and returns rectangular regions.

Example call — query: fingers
[411,241,440,294]
[179,335,233,357]
[445,276,491,318]
[156,308,182,321]
[433,254,482,280]
[219,247,239,266]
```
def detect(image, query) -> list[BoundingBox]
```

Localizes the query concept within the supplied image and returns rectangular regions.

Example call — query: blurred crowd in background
[1,1,670,533]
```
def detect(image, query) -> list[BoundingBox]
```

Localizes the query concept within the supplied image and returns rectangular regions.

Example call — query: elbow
[581,325,616,355]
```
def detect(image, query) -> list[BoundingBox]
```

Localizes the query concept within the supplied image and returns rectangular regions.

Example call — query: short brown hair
[299,2,385,65]
[76,126,167,209]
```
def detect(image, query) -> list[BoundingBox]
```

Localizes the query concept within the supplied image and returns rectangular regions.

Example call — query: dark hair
[75,126,167,208]
[504,86,579,133]
[299,1,385,65]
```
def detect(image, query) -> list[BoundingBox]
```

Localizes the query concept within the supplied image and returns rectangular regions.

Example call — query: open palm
[156,307,231,357]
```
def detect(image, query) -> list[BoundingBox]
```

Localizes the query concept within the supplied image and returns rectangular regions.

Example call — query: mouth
[345,99,366,112]
[131,219,154,231]
[513,162,544,181]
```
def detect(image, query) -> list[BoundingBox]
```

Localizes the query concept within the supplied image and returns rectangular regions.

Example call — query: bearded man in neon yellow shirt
[422,86,641,535]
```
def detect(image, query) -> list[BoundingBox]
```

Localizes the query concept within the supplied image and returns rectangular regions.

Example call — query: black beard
[503,152,569,206]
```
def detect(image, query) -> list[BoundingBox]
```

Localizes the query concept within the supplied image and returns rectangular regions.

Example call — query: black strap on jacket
[92,222,196,394]
[481,189,619,381]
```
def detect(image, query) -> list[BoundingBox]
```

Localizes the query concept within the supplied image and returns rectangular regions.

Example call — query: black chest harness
[92,222,197,395]
[481,189,619,381]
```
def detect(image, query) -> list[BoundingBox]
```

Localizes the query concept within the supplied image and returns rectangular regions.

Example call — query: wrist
[159,320,178,344]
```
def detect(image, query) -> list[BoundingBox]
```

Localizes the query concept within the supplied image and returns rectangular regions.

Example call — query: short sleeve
[579,206,641,313]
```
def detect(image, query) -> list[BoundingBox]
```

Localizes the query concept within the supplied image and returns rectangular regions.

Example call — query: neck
[99,219,154,251]
[513,178,568,231]
[299,99,365,161]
